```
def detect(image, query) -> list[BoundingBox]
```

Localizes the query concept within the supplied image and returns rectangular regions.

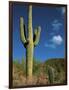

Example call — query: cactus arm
[33,26,41,46]
[20,17,27,44]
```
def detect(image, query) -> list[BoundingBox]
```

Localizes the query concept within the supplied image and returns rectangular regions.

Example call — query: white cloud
[51,35,63,45]
[45,35,63,49]
[52,19,62,31]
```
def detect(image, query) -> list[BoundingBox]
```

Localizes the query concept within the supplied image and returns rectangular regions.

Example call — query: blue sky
[13,3,66,62]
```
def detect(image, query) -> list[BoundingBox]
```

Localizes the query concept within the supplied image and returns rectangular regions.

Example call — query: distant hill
[45,58,65,72]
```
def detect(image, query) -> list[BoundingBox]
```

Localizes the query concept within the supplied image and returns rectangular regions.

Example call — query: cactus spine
[20,5,41,82]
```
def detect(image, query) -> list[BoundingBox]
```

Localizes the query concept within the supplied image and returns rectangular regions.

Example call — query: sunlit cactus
[20,5,41,83]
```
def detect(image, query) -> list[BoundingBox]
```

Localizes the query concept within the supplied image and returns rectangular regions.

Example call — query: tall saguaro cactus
[20,5,41,82]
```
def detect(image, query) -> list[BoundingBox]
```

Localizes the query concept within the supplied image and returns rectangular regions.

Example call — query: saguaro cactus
[20,5,41,82]
[48,66,55,84]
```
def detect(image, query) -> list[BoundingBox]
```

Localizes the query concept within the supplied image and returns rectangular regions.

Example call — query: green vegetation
[13,58,66,87]
[20,5,41,82]
[47,66,55,84]
[44,58,66,84]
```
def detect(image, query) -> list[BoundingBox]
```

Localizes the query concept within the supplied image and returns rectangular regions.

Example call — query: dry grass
[13,64,48,87]
[12,58,66,87]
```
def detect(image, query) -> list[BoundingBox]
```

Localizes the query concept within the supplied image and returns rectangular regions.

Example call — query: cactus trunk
[26,5,33,82]
[26,43,34,81]
[20,5,41,83]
